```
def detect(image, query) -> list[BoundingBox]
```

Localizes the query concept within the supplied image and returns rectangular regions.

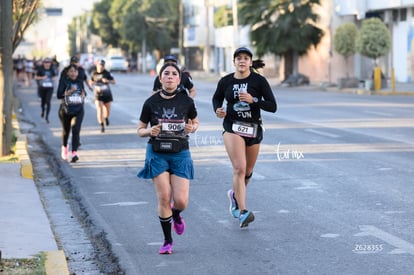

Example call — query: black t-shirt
[90,69,114,83]
[35,66,56,89]
[212,72,277,132]
[140,91,197,138]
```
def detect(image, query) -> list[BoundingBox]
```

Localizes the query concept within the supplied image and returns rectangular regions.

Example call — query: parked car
[106,56,128,73]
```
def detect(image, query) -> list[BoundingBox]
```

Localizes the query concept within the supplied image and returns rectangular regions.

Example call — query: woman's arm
[137,121,161,137]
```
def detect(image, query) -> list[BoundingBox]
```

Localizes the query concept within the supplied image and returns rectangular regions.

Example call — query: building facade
[181,0,414,84]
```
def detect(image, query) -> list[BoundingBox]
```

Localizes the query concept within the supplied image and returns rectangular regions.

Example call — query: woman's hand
[238,92,254,103]
[150,124,161,137]
[215,107,226,118]
[185,119,194,134]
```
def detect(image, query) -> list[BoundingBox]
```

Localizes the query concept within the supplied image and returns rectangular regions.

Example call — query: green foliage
[238,0,323,78]
[355,17,391,60]
[239,0,324,58]
[214,5,233,28]
[334,22,357,59]
[89,0,179,55]
[0,253,46,274]
[90,0,121,47]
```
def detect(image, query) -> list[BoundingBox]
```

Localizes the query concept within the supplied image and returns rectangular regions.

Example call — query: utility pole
[0,0,13,156]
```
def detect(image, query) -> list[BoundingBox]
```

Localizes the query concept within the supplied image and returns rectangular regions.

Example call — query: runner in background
[89,59,116,133]
[34,58,57,123]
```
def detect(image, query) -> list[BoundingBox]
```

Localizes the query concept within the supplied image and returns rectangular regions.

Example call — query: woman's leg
[223,132,247,211]
[44,88,53,122]
[244,143,260,186]
[58,107,71,147]
[39,89,46,117]
[94,100,104,124]
[71,109,84,152]
[153,172,174,248]
[101,101,111,126]
[171,175,190,210]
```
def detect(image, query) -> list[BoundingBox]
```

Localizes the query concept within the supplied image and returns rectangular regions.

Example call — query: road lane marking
[304,128,340,138]
[321,233,340,238]
[295,180,320,190]
[101,201,148,206]
[363,110,394,117]
[354,225,414,255]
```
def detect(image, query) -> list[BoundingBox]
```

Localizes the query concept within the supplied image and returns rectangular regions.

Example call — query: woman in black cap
[212,47,277,228]
[89,59,116,133]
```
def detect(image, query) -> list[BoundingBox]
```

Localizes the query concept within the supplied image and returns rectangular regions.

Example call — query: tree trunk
[283,49,300,80]
[0,0,14,156]
[283,50,293,80]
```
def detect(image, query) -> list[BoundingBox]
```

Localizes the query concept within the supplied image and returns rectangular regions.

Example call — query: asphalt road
[15,73,414,274]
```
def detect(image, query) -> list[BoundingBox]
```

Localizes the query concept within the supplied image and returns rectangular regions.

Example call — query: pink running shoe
[159,241,173,254]
[173,216,185,235]
[61,146,68,160]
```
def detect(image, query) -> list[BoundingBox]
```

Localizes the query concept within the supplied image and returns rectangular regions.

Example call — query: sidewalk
[303,80,414,95]
[0,115,69,274]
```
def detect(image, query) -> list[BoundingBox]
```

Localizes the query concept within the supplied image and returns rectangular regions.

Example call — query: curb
[12,113,70,275]
[45,251,70,275]
[12,113,33,179]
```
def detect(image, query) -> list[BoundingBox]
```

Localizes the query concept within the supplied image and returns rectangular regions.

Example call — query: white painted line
[320,233,340,238]
[363,110,394,117]
[295,180,320,190]
[305,128,340,138]
[101,201,148,206]
[354,225,414,255]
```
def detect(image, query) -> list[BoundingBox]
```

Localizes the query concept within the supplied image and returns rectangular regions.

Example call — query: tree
[238,0,324,81]
[333,22,357,77]
[12,0,41,52]
[355,17,391,65]
[214,5,233,28]
[89,0,179,58]
[1,0,40,156]
[90,0,121,48]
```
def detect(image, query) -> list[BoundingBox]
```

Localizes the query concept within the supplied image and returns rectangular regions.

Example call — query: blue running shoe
[239,210,255,228]
[227,189,240,218]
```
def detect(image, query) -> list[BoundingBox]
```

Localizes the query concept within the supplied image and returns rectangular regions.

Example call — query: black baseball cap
[163,54,178,63]
[233,47,253,59]
[70,56,79,63]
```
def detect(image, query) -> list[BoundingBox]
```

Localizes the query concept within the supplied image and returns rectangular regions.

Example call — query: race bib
[41,80,53,88]
[65,94,83,105]
[95,84,110,93]
[160,121,185,132]
[232,121,258,138]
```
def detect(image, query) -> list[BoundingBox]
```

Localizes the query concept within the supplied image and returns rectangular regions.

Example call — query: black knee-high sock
[172,208,182,224]
[159,216,173,244]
